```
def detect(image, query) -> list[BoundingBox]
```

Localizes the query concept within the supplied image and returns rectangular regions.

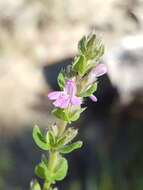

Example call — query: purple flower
[48,80,82,108]
[88,64,107,102]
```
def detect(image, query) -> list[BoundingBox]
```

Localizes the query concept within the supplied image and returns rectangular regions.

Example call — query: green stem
[43,151,58,190]
[43,181,50,190]
[58,120,67,136]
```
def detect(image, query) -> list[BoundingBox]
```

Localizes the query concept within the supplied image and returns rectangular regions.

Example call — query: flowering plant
[30,34,107,190]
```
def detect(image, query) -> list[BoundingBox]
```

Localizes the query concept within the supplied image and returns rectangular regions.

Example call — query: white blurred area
[0,0,143,131]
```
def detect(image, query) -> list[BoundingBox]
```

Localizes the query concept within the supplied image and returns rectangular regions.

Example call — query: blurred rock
[0,57,53,133]
[105,34,143,105]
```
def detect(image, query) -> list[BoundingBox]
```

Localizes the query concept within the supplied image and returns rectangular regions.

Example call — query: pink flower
[48,80,82,108]
[89,94,97,102]
[88,64,107,102]
[89,64,107,83]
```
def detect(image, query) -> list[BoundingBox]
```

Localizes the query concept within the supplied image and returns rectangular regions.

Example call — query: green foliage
[35,161,49,180]
[78,36,86,55]
[53,156,68,181]
[86,34,105,60]
[46,131,56,146]
[58,141,83,154]
[55,136,67,147]
[73,34,104,76]
[79,83,97,97]
[70,107,86,121]
[52,107,85,123]
[57,70,65,90]
[33,125,50,150]
[72,55,86,75]
[30,180,41,190]
[52,108,70,122]
[35,155,68,183]
[31,33,105,190]
[78,34,104,60]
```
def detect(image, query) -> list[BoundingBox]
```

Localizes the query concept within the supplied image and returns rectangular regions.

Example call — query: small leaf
[41,154,48,165]
[52,108,69,122]
[32,125,50,150]
[30,179,41,190]
[55,136,67,147]
[97,44,105,57]
[35,162,48,179]
[35,160,54,183]
[58,141,83,154]
[46,131,56,146]
[53,157,68,181]
[70,107,86,121]
[78,36,86,55]
[86,34,96,51]
[72,55,86,75]
[79,83,97,97]
[57,70,65,90]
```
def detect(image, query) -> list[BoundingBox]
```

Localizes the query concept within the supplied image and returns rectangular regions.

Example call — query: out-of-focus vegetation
[0,0,143,190]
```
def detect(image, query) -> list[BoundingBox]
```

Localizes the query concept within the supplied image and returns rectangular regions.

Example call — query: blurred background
[0,0,143,189]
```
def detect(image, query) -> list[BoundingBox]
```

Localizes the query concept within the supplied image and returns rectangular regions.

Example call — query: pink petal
[89,94,97,102]
[92,64,107,77]
[53,95,70,108]
[70,96,82,106]
[64,80,77,96]
[48,91,63,100]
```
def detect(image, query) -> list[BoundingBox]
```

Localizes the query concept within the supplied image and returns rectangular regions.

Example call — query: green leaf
[46,131,56,146]
[30,179,41,190]
[35,162,48,179]
[97,44,105,57]
[32,125,50,150]
[78,36,86,55]
[53,157,68,181]
[72,55,86,75]
[52,108,69,122]
[70,107,86,121]
[86,34,96,51]
[57,70,65,90]
[41,154,48,165]
[79,83,97,97]
[58,141,83,154]
[55,136,67,147]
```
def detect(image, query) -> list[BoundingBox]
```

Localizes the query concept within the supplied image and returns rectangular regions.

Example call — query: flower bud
[88,63,107,83]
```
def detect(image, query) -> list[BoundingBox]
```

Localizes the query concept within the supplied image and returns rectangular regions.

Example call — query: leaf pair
[35,155,68,183]
[33,126,58,150]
